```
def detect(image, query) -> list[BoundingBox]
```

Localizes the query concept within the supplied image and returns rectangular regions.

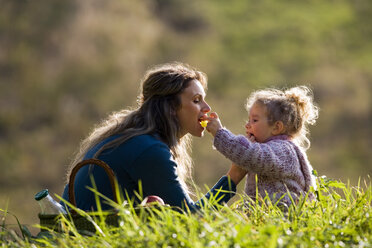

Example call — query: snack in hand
[200,120,208,128]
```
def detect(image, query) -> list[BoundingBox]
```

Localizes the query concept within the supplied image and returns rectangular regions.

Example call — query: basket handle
[68,158,119,211]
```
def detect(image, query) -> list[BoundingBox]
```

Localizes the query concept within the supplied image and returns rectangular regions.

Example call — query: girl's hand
[226,163,247,185]
[205,112,223,137]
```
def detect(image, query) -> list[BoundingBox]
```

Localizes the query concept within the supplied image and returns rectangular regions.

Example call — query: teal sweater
[61,134,236,212]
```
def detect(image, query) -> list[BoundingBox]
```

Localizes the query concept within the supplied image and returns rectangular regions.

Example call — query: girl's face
[177,79,211,138]
[245,102,275,143]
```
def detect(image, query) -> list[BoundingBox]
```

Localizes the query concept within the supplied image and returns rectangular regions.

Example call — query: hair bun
[285,86,318,126]
[285,92,303,106]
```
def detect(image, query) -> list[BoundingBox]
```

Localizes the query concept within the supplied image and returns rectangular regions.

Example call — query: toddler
[205,86,319,207]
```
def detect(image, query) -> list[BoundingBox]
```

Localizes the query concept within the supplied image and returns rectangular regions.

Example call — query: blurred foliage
[0,0,371,234]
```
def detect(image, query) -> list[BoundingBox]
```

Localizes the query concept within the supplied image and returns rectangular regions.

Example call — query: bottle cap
[35,189,49,201]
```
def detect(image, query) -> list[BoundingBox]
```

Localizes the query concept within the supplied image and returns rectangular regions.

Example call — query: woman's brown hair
[66,62,208,192]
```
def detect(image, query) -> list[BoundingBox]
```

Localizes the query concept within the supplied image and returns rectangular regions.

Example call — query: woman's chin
[199,126,208,136]
[186,125,207,137]
[191,129,205,137]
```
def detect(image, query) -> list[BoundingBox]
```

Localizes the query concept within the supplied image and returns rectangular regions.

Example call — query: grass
[1,175,371,247]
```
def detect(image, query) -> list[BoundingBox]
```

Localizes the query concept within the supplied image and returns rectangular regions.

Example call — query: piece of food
[200,120,208,128]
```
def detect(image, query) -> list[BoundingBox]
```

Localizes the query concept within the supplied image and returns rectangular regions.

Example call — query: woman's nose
[202,101,211,113]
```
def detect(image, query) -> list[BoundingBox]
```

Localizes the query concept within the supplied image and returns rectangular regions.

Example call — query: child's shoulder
[265,135,291,143]
[266,136,296,151]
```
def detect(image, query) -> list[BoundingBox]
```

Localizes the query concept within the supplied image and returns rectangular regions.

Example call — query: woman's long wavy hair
[66,62,208,193]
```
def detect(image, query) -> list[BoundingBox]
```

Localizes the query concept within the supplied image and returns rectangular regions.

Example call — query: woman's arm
[226,163,247,185]
[128,143,237,211]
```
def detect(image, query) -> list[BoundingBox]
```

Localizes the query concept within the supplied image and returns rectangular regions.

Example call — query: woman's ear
[272,121,285,135]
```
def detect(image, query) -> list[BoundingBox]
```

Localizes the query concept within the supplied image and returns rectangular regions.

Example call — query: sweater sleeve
[127,142,236,212]
[214,128,299,179]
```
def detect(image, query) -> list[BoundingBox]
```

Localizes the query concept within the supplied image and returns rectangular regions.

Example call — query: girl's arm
[213,128,298,179]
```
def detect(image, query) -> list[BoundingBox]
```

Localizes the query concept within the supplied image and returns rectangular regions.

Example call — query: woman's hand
[205,112,223,137]
[226,163,247,185]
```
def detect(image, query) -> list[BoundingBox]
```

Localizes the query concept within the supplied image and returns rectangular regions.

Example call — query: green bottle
[35,189,67,214]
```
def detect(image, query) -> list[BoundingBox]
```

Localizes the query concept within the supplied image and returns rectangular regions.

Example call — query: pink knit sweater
[214,128,316,206]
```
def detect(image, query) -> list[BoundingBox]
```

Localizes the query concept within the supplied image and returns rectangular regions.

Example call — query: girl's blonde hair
[246,86,319,150]
[66,62,208,193]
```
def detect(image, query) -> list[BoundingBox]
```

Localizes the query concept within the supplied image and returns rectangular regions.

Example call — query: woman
[61,62,246,212]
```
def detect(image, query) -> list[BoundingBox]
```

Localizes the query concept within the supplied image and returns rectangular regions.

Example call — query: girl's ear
[272,121,285,135]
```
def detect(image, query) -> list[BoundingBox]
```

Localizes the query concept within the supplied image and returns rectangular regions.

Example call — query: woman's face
[177,79,211,138]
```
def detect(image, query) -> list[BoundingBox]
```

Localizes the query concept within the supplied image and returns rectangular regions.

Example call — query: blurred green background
[1,0,371,233]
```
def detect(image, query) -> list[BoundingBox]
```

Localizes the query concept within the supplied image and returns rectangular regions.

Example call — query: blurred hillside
[1,0,371,233]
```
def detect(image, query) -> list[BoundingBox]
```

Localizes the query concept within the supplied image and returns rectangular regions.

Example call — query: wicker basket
[38,159,120,233]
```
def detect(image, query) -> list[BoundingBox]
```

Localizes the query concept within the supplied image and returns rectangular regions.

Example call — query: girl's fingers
[208,112,218,119]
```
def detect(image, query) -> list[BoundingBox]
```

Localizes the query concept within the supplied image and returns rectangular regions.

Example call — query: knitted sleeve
[214,129,300,179]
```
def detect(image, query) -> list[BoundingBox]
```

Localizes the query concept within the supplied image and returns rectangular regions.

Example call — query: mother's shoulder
[120,134,172,167]
[121,134,168,152]
[129,134,164,145]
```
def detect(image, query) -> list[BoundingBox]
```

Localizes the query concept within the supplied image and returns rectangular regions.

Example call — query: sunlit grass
[1,175,371,247]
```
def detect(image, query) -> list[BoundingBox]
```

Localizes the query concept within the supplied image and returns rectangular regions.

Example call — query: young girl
[204,86,319,207]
